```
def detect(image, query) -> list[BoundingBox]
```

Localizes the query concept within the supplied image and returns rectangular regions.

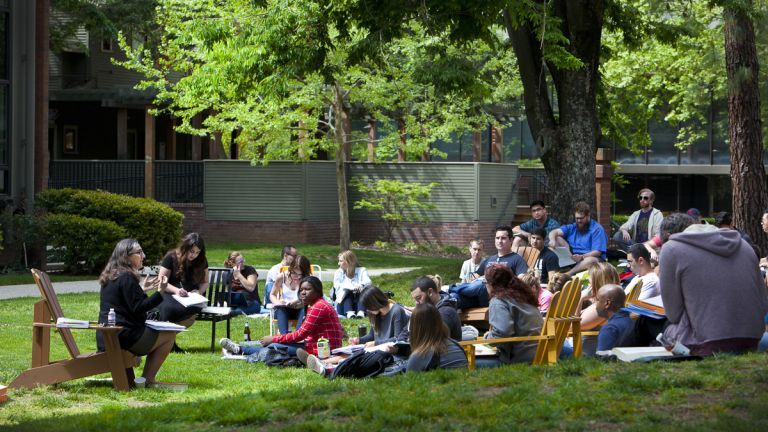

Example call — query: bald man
[595,284,634,352]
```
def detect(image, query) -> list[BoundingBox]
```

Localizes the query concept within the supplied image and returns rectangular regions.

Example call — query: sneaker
[307,354,326,376]
[346,311,355,319]
[296,348,309,365]
[355,310,365,318]
[219,338,242,355]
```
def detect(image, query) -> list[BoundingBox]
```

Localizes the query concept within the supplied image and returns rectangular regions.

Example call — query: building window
[63,125,78,154]
[101,38,113,52]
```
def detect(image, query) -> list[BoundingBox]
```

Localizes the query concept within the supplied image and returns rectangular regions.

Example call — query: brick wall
[171,204,496,247]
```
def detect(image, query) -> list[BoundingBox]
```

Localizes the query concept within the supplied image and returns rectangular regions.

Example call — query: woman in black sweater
[157,232,209,324]
[98,238,176,385]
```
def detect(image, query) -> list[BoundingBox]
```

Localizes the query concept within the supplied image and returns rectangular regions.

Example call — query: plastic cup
[134,377,146,389]
[357,324,367,339]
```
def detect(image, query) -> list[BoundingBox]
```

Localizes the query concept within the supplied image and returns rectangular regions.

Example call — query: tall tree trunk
[334,83,351,251]
[504,1,603,223]
[724,2,768,255]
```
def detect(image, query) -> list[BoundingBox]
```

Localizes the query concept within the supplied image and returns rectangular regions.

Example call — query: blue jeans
[758,332,768,352]
[336,291,363,315]
[242,342,304,356]
[229,292,262,316]
[448,279,489,309]
[612,231,636,252]
[274,306,305,334]
[264,281,274,306]
[475,356,502,368]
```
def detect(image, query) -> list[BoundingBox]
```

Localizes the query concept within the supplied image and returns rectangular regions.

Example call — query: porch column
[491,126,503,163]
[191,115,202,160]
[472,130,482,162]
[34,0,50,194]
[144,110,155,198]
[595,148,613,237]
[116,108,128,159]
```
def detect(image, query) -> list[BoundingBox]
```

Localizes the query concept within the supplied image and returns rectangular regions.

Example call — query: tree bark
[724,2,768,255]
[334,83,351,251]
[503,1,603,223]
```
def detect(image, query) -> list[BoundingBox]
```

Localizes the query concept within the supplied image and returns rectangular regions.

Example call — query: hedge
[36,188,183,265]
[47,213,127,273]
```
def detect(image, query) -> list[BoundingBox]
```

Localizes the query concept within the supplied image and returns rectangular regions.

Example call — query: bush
[0,209,48,270]
[47,213,126,273]
[36,188,183,264]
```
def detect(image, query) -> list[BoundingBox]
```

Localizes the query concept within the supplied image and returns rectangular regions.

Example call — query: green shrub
[47,213,127,273]
[36,188,183,264]
[0,209,48,269]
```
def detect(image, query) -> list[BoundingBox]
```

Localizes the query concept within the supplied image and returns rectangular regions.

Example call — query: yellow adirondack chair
[460,277,582,369]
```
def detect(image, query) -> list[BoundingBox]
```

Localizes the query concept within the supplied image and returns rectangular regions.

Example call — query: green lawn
[2,256,767,430]
[0,243,451,287]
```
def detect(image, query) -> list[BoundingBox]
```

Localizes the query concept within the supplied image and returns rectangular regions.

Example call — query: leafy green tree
[351,178,439,242]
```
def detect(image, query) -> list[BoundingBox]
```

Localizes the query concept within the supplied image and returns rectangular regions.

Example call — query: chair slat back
[531,277,581,365]
[30,269,80,358]
[513,246,541,269]
[625,277,644,304]
[206,268,233,307]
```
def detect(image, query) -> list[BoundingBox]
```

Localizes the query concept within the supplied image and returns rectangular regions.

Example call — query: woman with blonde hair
[406,303,467,372]
[580,261,620,330]
[518,270,553,314]
[224,251,260,315]
[332,250,372,319]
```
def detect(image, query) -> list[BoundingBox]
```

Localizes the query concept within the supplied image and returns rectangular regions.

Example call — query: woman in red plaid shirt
[220,276,343,357]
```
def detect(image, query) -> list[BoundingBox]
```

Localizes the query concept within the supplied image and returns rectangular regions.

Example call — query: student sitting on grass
[332,250,372,319]
[304,286,410,375]
[477,264,543,368]
[97,239,176,386]
[220,276,343,358]
[270,255,311,334]
[406,303,468,372]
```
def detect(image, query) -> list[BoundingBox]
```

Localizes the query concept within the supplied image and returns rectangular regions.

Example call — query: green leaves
[351,177,439,242]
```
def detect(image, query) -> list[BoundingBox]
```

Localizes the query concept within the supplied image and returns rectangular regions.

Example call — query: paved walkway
[0,267,419,300]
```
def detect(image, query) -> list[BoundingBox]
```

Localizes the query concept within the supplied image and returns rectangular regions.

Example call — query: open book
[625,295,666,319]
[332,344,366,356]
[145,320,187,332]
[172,292,208,308]
[609,346,673,362]
[56,317,90,328]
[553,247,576,267]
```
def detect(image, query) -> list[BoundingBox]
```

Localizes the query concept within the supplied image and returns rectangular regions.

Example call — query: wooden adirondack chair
[512,246,541,269]
[10,269,138,391]
[460,277,582,370]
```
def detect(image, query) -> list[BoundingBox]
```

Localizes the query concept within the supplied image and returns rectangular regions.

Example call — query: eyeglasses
[638,196,651,201]
[289,271,303,278]
[130,249,145,256]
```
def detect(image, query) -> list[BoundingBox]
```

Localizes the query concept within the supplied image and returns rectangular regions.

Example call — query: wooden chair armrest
[33,322,124,331]
[459,335,551,346]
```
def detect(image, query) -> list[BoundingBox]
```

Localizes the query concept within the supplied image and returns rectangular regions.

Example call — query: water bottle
[107,308,116,327]
[243,321,251,342]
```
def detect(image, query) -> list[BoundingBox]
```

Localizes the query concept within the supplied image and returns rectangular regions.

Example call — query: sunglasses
[638,196,651,201]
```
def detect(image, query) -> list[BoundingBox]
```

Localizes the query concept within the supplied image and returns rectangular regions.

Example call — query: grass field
[1,252,767,431]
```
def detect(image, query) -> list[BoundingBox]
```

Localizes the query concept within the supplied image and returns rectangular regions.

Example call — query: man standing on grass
[448,225,528,309]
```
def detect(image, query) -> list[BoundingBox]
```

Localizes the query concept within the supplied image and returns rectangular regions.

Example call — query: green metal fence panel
[304,161,339,221]
[477,163,518,224]
[204,161,305,221]
[347,162,479,222]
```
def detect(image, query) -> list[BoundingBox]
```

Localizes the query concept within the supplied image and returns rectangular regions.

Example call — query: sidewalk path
[0,267,419,300]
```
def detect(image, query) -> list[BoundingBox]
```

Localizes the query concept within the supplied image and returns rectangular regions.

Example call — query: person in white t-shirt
[264,245,297,306]
[459,239,484,283]
[627,243,659,300]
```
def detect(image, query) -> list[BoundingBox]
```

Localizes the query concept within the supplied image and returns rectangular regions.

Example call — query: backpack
[329,350,395,379]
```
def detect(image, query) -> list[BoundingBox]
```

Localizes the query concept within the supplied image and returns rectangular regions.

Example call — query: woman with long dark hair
[481,264,543,367]
[349,286,409,346]
[97,239,176,384]
[406,303,467,372]
[157,232,209,325]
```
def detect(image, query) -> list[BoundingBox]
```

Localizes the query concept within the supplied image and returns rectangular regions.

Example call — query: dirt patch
[474,386,505,398]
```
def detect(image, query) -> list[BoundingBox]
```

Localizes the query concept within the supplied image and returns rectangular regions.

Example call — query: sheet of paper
[172,292,208,308]
[145,320,187,332]
[553,247,576,267]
